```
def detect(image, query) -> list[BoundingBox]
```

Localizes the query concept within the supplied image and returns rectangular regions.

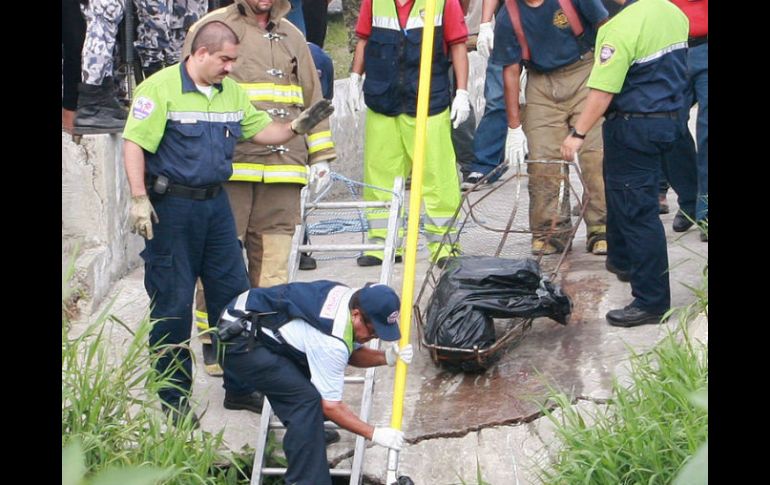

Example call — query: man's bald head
[190,20,239,55]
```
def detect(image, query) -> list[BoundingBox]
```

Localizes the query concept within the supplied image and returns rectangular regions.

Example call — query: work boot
[201,342,223,377]
[73,77,127,134]
[299,253,317,270]
[356,254,402,267]
[658,194,670,214]
[224,390,265,414]
[325,429,341,445]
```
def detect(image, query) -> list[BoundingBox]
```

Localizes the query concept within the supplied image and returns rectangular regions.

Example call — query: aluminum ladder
[250,176,405,484]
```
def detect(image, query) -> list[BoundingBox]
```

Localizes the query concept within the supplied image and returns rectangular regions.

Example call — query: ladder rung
[261,467,352,477]
[344,376,365,383]
[298,244,385,252]
[268,421,343,430]
[307,201,390,209]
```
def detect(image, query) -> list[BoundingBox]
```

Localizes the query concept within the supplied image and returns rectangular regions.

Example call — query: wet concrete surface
[70,180,707,484]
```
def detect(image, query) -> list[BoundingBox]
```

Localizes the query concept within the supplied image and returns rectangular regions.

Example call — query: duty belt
[605,111,678,121]
[148,176,222,200]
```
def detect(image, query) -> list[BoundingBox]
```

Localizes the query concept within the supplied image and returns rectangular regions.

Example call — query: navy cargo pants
[603,116,679,314]
[222,335,332,485]
[141,189,249,407]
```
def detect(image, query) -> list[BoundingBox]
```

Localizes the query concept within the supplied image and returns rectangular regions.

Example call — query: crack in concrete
[328,395,611,481]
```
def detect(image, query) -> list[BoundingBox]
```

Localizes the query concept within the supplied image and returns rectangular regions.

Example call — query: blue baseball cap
[358,284,401,341]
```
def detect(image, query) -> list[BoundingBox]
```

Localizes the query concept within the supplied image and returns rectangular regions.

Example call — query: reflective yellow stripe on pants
[363,108,461,260]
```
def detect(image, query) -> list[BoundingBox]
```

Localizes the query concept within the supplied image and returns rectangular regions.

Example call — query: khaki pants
[195,182,301,330]
[522,53,606,247]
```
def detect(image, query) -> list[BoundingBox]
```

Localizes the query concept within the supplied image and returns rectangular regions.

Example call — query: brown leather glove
[129,195,159,240]
[290,99,334,135]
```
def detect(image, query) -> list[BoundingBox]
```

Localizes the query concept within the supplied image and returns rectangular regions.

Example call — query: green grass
[325,12,354,80]
[538,294,708,483]
[62,255,248,484]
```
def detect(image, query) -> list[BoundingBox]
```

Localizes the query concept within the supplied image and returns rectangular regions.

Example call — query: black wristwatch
[569,127,586,139]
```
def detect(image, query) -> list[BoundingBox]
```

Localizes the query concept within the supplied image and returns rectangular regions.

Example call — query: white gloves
[505,126,529,166]
[385,343,414,366]
[477,22,494,59]
[372,427,405,450]
[347,72,363,113]
[450,89,471,129]
[129,195,159,240]
[308,160,331,194]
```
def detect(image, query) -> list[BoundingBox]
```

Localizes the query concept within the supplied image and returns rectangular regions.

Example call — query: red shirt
[670,0,708,37]
[355,0,469,50]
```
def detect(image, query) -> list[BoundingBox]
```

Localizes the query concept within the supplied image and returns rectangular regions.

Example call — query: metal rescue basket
[414,158,587,371]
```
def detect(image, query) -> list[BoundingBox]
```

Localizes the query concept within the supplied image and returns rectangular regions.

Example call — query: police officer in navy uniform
[560,0,690,327]
[122,20,333,423]
[216,281,413,484]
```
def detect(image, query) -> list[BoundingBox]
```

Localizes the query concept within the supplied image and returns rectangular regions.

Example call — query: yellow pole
[388,0,438,480]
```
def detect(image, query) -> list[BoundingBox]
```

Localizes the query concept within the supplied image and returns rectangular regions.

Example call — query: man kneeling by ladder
[217,280,413,484]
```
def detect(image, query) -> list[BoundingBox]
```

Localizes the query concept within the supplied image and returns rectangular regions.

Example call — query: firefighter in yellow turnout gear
[349,0,471,266]
[183,0,336,375]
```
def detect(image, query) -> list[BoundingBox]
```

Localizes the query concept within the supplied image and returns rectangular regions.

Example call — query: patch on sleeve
[599,44,616,64]
[132,96,155,120]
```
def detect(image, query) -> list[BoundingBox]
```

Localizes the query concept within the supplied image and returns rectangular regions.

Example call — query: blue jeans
[467,60,507,176]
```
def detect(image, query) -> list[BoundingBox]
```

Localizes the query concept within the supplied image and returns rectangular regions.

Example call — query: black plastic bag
[424,256,572,353]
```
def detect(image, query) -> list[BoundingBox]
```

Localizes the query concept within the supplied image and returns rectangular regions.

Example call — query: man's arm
[560,88,614,160]
[450,42,469,91]
[351,38,367,76]
[322,399,376,439]
[348,347,387,367]
[481,0,500,23]
[502,63,522,128]
[124,140,148,197]
[250,122,296,145]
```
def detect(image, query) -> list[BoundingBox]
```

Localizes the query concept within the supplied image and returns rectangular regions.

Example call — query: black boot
[73,77,127,134]
[224,390,265,414]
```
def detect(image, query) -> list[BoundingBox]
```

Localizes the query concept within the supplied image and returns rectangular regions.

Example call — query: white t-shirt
[261,288,356,401]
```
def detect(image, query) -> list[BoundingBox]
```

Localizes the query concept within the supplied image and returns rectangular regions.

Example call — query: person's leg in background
[76,0,128,133]
[453,108,478,185]
[303,0,329,48]
[690,42,708,238]
[62,0,86,133]
[658,177,670,214]
[465,60,507,184]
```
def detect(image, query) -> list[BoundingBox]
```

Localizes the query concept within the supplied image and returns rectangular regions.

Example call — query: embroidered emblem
[599,44,616,64]
[132,96,155,120]
[387,311,399,325]
[320,285,350,319]
[553,9,569,29]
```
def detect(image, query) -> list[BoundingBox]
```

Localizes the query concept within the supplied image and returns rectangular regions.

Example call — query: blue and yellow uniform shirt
[587,0,689,113]
[123,62,271,187]
[491,0,608,73]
